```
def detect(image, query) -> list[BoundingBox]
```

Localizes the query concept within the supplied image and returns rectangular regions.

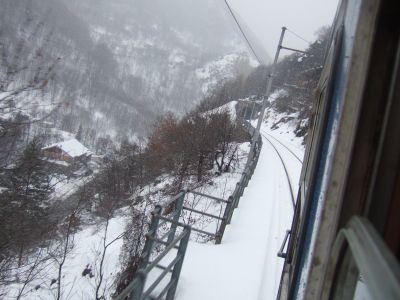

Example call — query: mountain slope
[0,0,254,146]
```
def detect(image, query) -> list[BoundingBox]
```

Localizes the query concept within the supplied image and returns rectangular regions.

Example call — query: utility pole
[247,27,287,165]
[250,97,257,120]
[243,100,250,120]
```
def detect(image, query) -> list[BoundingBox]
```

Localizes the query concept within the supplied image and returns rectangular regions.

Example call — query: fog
[0,0,340,140]
[61,0,340,63]
[228,0,339,57]
[0,1,340,298]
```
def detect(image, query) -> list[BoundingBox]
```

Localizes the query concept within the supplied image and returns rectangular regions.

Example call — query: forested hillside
[0,90,250,299]
[198,26,330,140]
[0,0,331,297]
[0,0,252,148]
[0,0,255,297]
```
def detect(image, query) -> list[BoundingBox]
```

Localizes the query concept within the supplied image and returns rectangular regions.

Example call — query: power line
[223,2,309,62]
[286,28,312,45]
[224,0,263,65]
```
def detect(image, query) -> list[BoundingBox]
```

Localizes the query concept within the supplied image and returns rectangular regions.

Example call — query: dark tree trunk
[197,154,204,182]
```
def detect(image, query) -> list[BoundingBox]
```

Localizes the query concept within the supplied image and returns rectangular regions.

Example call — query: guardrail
[114,205,191,300]
[182,189,230,242]
[158,121,262,244]
[115,121,262,299]
[214,123,262,243]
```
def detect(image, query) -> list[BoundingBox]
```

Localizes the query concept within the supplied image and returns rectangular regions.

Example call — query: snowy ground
[4,213,128,299]
[3,142,250,300]
[181,141,250,242]
[175,115,304,300]
[4,100,305,299]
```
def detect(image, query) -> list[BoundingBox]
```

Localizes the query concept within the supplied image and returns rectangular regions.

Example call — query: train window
[326,2,400,298]
[302,86,326,194]
[338,0,400,255]
[365,37,400,257]
[323,217,400,300]
[329,250,372,300]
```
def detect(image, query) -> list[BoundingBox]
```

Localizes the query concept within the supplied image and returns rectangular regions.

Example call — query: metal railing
[180,121,263,244]
[114,204,191,300]
[150,121,262,245]
[183,189,230,242]
[115,122,262,299]
[215,121,262,243]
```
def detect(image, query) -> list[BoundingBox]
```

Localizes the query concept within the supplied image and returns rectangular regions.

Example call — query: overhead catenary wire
[286,28,312,45]
[224,0,263,65]
[224,1,311,63]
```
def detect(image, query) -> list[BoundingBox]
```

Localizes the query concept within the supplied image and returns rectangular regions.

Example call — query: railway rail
[260,132,300,209]
[261,130,303,164]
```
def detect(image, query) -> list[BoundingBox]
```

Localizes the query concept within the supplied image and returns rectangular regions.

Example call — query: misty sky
[227,0,339,58]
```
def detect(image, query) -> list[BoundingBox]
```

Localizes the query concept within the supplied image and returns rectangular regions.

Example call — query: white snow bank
[195,54,241,81]
[5,213,128,299]
[201,101,237,122]
[175,122,304,300]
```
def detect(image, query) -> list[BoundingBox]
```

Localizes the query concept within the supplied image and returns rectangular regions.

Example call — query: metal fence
[114,203,191,300]
[114,121,262,299]
[159,122,262,244]
[215,123,262,243]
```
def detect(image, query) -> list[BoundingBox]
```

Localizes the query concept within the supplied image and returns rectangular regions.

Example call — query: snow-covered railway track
[261,133,297,209]
[261,130,303,164]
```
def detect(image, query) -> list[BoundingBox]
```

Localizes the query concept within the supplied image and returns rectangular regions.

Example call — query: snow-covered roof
[43,139,91,158]
[201,101,237,121]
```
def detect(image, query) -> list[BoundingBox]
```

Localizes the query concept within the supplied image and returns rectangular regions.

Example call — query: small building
[42,139,92,165]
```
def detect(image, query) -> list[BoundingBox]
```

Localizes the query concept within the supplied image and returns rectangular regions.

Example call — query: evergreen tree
[0,137,54,266]
[76,124,83,142]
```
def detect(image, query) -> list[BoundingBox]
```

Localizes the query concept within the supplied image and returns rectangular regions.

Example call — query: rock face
[0,0,253,143]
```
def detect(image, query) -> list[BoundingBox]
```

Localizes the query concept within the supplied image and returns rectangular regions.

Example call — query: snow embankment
[201,100,238,122]
[5,214,127,299]
[175,119,304,300]
[195,53,248,95]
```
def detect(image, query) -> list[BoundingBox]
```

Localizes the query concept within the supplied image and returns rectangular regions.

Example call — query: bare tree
[51,211,79,300]
[92,192,125,300]
[94,217,125,300]
[48,186,88,300]
[114,199,151,298]
[15,248,53,300]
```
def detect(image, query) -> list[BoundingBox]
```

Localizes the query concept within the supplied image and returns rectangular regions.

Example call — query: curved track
[261,130,303,164]
[261,132,300,209]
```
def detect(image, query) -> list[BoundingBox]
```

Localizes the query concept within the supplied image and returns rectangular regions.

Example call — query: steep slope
[197,27,330,143]
[0,0,254,146]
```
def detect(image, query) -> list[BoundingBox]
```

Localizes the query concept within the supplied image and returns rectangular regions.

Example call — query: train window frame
[365,36,400,250]
[322,216,400,300]
[337,0,400,258]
